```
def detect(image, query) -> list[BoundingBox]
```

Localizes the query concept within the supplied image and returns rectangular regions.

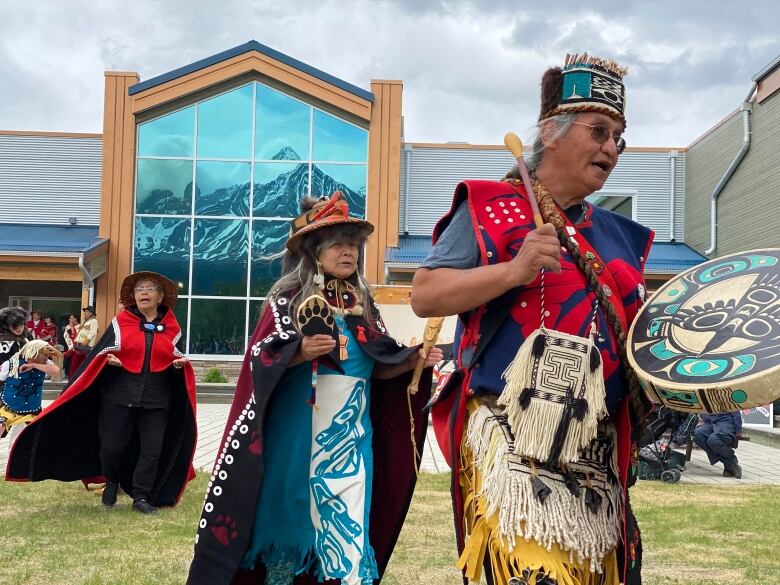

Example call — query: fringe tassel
[583,335,607,428]
[532,333,546,357]
[464,405,622,572]
[589,345,600,373]
[565,52,628,78]
[497,329,608,465]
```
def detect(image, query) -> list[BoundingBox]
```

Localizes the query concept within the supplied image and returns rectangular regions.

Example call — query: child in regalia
[0,340,61,440]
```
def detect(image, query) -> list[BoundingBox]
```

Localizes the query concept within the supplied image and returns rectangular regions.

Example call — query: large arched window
[133,82,368,356]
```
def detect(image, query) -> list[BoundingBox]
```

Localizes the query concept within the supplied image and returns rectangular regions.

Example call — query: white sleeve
[0,360,9,382]
[87,320,99,344]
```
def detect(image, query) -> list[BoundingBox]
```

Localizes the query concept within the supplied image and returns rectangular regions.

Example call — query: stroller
[636,405,697,484]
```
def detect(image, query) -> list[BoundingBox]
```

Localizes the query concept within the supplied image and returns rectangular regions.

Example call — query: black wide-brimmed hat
[119,271,179,309]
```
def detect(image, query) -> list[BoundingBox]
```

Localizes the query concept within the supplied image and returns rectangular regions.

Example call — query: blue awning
[386,235,708,273]
[644,241,709,273]
[385,235,433,264]
[0,224,108,255]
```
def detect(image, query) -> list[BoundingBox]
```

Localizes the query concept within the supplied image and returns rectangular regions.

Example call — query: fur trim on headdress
[0,307,29,333]
[539,67,564,122]
[287,191,374,251]
[300,195,325,213]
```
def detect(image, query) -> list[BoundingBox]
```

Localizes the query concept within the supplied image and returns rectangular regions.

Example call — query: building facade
[685,57,780,257]
[95,42,405,358]
[13,41,773,363]
[0,131,107,327]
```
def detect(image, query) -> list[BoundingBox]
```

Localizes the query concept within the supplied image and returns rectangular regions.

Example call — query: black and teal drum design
[628,249,780,413]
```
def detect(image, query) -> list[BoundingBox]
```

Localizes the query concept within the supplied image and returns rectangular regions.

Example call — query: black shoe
[725,463,743,479]
[102,481,119,507]
[132,498,158,515]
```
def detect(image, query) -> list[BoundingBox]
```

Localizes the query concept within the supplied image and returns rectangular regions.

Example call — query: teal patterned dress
[243,315,378,585]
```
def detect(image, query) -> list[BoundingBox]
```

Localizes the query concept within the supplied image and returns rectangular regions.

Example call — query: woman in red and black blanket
[186,192,442,585]
[6,272,197,514]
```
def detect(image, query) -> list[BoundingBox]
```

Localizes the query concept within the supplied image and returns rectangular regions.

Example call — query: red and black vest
[433,180,654,414]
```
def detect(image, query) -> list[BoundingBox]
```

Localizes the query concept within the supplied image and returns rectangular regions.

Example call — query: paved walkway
[677,439,780,485]
[0,402,450,475]
[185,406,780,484]
[4,403,780,486]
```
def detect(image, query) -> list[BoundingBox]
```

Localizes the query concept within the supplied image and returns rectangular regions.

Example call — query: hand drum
[628,249,780,413]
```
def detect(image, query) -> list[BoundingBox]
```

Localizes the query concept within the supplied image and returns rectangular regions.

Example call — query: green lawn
[1,473,779,584]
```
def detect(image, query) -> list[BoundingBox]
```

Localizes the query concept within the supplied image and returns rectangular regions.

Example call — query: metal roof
[644,241,709,273]
[128,40,375,103]
[0,134,102,226]
[386,236,708,274]
[385,235,432,263]
[752,54,780,82]
[0,224,108,255]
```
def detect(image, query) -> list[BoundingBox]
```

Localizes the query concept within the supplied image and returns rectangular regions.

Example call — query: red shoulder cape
[6,307,197,507]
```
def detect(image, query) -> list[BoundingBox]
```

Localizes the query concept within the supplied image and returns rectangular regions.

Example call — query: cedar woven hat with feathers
[539,53,628,126]
[286,191,374,251]
[120,271,179,309]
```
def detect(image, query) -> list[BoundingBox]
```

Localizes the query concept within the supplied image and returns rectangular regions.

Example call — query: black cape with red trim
[186,291,432,585]
[6,306,198,507]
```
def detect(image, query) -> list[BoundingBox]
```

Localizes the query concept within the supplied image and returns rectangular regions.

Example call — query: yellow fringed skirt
[456,399,620,585]
[0,405,36,431]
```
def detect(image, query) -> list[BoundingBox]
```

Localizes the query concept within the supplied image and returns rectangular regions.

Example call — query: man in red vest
[412,53,653,585]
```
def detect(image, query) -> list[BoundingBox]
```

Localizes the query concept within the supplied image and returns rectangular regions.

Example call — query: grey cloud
[1,0,779,148]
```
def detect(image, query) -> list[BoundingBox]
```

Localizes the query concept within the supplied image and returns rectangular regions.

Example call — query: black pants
[693,425,738,468]
[99,399,169,500]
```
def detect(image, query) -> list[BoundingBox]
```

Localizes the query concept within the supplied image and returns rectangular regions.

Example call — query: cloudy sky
[2,1,778,147]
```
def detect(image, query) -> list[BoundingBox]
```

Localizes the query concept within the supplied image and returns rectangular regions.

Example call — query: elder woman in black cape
[188,192,442,585]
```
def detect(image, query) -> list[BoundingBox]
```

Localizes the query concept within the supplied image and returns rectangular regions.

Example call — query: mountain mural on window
[254,176,365,218]
[251,220,289,296]
[251,148,366,217]
[196,182,250,217]
[192,220,248,296]
[309,164,366,218]
[134,217,191,293]
[140,149,366,219]
[272,146,301,160]
[137,187,193,215]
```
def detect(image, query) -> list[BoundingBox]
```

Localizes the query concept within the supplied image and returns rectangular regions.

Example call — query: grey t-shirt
[420,202,479,270]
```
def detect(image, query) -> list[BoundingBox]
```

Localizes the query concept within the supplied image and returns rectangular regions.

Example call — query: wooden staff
[408,316,445,394]
[504,132,544,229]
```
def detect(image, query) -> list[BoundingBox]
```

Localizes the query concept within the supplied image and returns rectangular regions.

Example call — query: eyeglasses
[134,286,159,293]
[571,121,626,155]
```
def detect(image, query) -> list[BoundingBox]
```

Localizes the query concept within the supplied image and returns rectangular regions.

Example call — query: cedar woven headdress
[539,53,628,126]
[286,191,374,251]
